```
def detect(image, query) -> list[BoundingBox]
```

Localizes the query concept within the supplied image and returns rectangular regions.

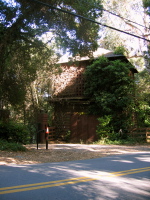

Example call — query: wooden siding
[53,61,88,97]
[70,113,98,143]
[50,56,137,142]
[52,101,98,142]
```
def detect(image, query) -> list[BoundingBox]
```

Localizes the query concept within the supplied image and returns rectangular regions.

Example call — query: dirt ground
[0,143,150,165]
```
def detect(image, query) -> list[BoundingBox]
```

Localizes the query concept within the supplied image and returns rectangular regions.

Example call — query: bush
[94,136,146,145]
[96,115,113,139]
[96,115,129,141]
[0,139,27,151]
[0,121,30,144]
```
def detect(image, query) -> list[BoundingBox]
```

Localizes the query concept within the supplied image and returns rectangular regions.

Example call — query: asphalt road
[0,152,150,200]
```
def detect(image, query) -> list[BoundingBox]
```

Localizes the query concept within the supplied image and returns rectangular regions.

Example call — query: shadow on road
[0,152,150,199]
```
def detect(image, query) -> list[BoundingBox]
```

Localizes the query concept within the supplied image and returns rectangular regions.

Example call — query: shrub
[96,114,130,141]
[0,121,30,144]
[0,139,27,151]
[94,136,147,145]
[96,115,113,139]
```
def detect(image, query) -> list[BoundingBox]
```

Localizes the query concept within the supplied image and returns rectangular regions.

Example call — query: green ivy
[84,56,135,133]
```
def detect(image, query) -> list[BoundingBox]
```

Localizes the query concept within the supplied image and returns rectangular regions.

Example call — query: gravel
[0,143,150,165]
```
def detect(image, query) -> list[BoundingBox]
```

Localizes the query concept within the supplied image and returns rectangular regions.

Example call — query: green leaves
[143,0,150,8]
[84,56,135,131]
[0,120,29,144]
[114,46,126,55]
[0,0,103,107]
[0,139,27,151]
[134,69,150,126]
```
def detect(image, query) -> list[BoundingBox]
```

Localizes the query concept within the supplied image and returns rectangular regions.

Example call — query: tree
[100,0,150,71]
[134,69,150,126]
[84,56,135,132]
[0,0,103,107]
[142,0,150,71]
[143,0,150,10]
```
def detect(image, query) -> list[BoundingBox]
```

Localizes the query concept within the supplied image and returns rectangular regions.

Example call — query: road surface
[0,152,150,200]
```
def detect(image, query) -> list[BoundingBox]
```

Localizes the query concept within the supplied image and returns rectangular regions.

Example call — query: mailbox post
[45,127,49,150]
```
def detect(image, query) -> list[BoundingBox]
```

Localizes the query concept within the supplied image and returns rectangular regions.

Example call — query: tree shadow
[0,152,150,199]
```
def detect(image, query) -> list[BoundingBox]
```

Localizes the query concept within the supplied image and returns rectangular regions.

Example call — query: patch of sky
[1,0,21,27]
[2,0,20,7]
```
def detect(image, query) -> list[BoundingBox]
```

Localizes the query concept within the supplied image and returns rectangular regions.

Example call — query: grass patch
[94,137,147,145]
[0,139,27,152]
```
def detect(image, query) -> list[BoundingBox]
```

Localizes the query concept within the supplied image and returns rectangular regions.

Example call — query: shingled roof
[58,48,138,73]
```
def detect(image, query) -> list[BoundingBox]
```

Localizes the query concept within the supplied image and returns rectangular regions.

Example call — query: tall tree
[143,0,150,71]
[134,69,150,126]
[0,0,103,107]
[100,0,150,71]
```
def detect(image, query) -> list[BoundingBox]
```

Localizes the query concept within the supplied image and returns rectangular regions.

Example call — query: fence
[129,128,150,143]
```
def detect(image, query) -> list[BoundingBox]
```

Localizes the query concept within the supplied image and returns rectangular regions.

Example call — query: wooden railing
[129,127,150,143]
[146,129,150,143]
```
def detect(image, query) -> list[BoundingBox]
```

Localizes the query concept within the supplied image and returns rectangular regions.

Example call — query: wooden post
[146,128,150,143]
[45,127,49,150]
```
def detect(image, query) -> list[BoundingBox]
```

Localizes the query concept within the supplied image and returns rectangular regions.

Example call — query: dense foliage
[1,0,149,144]
[0,0,103,107]
[0,121,30,144]
[84,56,135,134]
[134,69,150,127]
[101,0,150,72]
[143,0,150,10]
[0,139,27,151]
[142,0,150,72]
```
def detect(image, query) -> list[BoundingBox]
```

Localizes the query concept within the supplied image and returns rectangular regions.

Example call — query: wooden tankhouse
[50,48,137,143]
